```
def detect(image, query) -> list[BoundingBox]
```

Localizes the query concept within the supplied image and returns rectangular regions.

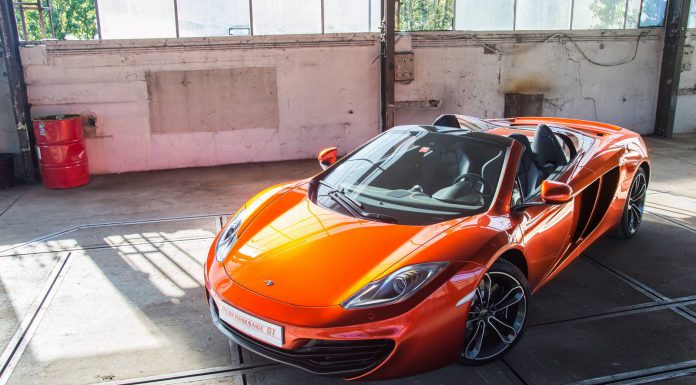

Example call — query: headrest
[532,124,567,166]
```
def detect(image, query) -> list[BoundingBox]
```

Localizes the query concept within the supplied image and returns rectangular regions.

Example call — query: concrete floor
[0,136,695,385]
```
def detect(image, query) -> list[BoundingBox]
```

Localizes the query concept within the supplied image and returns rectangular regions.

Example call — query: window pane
[325,0,372,33]
[515,0,572,30]
[99,0,176,39]
[625,0,642,28]
[455,0,513,31]
[572,0,626,29]
[50,0,98,39]
[178,0,250,37]
[689,0,696,28]
[371,0,381,32]
[639,0,667,27]
[398,0,453,31]
[252,0,321,35]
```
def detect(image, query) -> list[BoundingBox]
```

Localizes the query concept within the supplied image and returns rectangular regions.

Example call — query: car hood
[223,184,455,307]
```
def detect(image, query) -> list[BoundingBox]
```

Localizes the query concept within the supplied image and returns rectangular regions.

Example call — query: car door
[511,168,576,290]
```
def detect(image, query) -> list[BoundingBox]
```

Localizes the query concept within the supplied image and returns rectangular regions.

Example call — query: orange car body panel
[204,117,650,379]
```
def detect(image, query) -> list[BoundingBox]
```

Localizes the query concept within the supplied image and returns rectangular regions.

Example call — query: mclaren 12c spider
[204,115,650,380]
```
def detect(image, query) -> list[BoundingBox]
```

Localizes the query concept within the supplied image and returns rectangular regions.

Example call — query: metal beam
[654,0,691,138]
[0,0,37,182]
[380,0,395,132]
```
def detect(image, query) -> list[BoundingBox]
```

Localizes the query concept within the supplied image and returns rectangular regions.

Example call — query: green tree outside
[398,0,453,31]
[589,0,630,28]
[14,0,96,41]
[590,0,667,28]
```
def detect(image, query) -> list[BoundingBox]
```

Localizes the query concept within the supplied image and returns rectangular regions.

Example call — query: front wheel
[459,260,530,365]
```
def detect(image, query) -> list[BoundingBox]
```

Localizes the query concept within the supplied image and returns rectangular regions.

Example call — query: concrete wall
[20,34,381,174]
[19,29,682,175]
[0,54,20,155]
[394,30,664,135]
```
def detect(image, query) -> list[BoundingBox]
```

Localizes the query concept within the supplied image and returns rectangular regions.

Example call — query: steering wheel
[452,173,494,198]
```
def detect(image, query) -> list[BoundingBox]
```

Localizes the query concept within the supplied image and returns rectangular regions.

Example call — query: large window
[14,0,674,41]
[452,0,668,31]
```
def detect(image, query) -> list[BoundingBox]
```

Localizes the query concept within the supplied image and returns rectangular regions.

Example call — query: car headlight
[215,208,248,262]
[341,262,448,309]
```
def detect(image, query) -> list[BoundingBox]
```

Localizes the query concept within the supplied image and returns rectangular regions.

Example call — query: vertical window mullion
[569,0,575,29]
[513,0,517,30]
[321,0,325,33]
[452,0,456,30]
[94,0,102,39]
[173,0,180,37]
[249,0,254,35]
[623,0,630,28]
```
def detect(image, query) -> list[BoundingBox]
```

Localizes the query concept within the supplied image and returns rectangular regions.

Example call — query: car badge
[264,280,274,286]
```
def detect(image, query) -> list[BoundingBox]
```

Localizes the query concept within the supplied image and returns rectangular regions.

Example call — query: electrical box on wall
[395,52,414,82]
[682,45,693,72]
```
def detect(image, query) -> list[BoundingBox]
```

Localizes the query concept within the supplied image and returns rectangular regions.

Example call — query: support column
[654,0,691,138]
[0,0,37,182]
[380,0,395,131]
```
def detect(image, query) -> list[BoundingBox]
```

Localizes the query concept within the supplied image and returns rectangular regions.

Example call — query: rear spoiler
[488,117,623,136]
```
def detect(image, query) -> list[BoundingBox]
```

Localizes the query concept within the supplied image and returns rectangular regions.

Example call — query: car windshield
[314,127,509,226]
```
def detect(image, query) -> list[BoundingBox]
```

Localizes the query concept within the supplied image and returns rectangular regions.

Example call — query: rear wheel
[459,260,530,365]
[613,168,647,239]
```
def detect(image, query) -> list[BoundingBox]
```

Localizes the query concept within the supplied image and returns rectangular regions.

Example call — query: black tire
[612,168,648,239]
[458,259,530,366]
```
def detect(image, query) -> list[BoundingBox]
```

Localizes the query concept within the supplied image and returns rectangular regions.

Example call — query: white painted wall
[395,30,665,135]
[674,31,696,135]
[20,34,381,174]
[20,29,684,174]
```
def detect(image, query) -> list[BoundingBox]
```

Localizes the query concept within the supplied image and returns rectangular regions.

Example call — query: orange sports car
[204,115,650,380]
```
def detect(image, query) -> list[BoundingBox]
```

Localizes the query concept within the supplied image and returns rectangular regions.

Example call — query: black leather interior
[509,134,543,198]
[532,124,568,168]
[509,124,570,198]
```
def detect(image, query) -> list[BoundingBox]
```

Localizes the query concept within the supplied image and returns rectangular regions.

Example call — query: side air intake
[573,167,621,243]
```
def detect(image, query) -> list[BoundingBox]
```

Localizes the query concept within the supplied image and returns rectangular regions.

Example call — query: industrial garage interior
[2,0,696,384]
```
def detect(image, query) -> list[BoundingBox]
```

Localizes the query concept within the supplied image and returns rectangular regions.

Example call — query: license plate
[215,296,284,347]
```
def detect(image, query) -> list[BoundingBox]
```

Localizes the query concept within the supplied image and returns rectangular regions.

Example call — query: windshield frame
[309,126,513,226]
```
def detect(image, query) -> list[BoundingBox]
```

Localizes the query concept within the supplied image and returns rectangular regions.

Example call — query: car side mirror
[318,147,338,170]
[513,180,573,211]
[541,180,573,204]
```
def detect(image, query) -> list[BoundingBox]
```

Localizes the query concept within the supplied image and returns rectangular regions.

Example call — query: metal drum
[33,115,90,189]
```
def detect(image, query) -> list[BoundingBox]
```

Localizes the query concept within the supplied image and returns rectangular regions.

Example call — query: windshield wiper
[319,181,398,224]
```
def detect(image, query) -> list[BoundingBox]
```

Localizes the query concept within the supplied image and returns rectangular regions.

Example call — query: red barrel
[33,115,90,189]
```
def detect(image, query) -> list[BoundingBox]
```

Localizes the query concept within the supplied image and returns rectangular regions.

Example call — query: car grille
[209,298,394,378]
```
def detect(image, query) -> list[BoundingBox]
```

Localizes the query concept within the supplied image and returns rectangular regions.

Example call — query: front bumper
[209,297,395,378]
[205,260,484,380]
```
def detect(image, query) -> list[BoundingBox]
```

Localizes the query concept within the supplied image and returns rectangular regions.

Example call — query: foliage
[398,0,453,31]
[590,0,667,29]
[589,0,630,29]
[14,0,96,41]
[636,0,667,27]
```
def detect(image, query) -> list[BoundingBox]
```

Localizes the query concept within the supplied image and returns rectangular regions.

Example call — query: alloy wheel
[462,271,527,361]
[627,171,647,235]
